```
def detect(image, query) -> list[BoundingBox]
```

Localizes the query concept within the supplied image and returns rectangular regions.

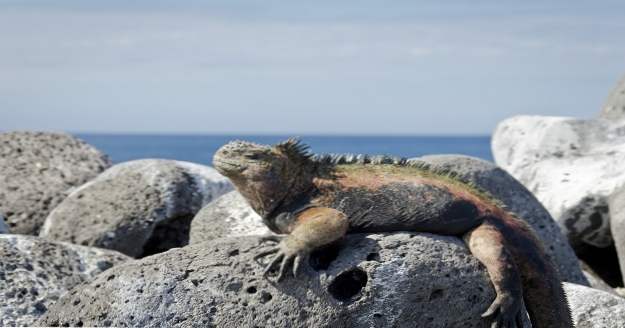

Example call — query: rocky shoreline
[2,76,625,327]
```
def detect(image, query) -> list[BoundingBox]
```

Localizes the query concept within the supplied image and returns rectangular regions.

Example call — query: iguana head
[213,138,314,218]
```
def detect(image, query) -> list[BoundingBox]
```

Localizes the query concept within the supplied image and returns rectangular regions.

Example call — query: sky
[1,1,624,135]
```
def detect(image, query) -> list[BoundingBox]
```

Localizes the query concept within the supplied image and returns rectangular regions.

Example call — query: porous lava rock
[0,131,110,234]
[37,233,528,328]
[0,234,129,326]
[40,159,232,257]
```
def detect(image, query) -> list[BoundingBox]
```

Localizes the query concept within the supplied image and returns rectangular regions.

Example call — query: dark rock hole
[366,252,380,262]
[260,291,273,303]
[327,267,368,302]
[575,242,623,287]
[246,286,257,294]
[309,243,341,271]
[429,289,444,301]
[141,214,194,258]
[33,301,47,314]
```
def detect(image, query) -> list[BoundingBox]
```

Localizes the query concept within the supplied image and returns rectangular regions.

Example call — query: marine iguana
[213,138,573,328]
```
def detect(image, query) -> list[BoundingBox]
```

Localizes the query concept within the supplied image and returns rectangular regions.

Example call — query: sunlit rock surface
[0,234,129,327]
[40,159,232,258]
[0,131,110,235]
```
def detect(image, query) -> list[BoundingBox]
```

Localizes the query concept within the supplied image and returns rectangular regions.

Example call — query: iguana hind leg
[464,219,525,328]
[257,207,348,281]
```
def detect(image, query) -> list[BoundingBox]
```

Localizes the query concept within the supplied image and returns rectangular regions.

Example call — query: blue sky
[1,1,624,135]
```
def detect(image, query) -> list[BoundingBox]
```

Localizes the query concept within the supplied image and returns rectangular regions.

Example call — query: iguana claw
[482,293,525,328]
[255,235,310,281]
[253,248,279,261]
[257,246,306,281]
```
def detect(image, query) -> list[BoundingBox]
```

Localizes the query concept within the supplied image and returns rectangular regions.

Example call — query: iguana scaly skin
[213,139,573,328]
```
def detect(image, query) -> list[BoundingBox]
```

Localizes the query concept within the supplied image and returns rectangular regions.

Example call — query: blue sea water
[76,134,493,165]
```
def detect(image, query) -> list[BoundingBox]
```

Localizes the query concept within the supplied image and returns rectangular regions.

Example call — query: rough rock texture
[565,282,625,328]
[600,75,625,120]
[37,234,531,328]
[608,188,625,285]
[40,159,232,258]
[415,155,587,285]
[0,213,9,233]
[492,116,625,249]
[189,191,272,244]
[0,234,129,327]
[0,131,110,235]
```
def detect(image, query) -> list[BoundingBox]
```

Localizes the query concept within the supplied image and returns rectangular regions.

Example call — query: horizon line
[70,131,492,138]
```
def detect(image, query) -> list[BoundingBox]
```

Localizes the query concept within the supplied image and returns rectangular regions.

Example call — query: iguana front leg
[256,207,349,281]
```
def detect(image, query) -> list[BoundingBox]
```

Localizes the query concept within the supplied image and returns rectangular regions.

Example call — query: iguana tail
[504,214,574,328]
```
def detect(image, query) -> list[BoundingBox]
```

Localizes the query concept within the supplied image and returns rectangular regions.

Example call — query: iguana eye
[246,154,261,160]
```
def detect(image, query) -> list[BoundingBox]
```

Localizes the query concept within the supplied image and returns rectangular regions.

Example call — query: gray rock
[492,116,625,249]
[0,131,110,235]
[564,282,625,328]
[414,155,587,285]
[600,74,625,120]
[0,213,9,233]
[493,73,625,252]
[608,188,625,285]
[0,234,129,327]
[40,159,232,258]
[37,233,531,328]
[491,109,625,286]
[189,191,272,244]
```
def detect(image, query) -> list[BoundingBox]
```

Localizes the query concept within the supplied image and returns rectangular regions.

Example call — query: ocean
[76,134,493,165]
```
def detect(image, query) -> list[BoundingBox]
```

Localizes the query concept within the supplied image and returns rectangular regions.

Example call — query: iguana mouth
[213,158,244,175]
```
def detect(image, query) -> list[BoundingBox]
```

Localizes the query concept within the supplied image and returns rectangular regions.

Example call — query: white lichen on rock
[493,115,625,248]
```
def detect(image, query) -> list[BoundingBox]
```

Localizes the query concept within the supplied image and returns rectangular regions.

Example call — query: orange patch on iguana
[292,207,349,240]
[313,165,499,216]
[296,207,332,222]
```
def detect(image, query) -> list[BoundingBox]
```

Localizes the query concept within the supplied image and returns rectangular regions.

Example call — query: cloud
[0,2,624,134]
[1,4,624,72]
